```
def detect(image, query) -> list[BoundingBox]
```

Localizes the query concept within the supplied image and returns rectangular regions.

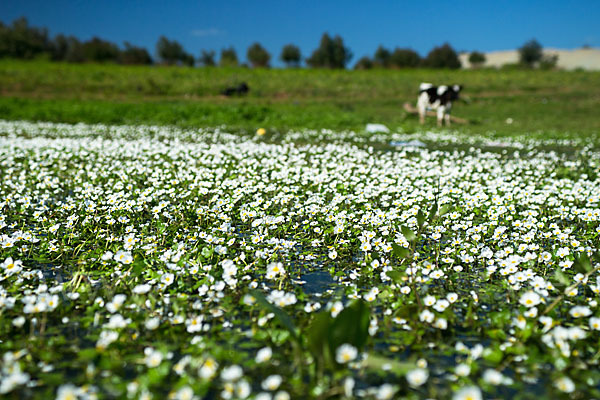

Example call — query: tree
[306,33,352,69]
[539,54,558,70]
[354,56,373,70]
[181,53,195,67]
[199,50,216,66]
[373,45,391,68]
[280,44,301,67]
[63,36,85,63]
[519,39,543,67]
[246,42,270,68]
[468,51,486,68]
[50,34,70,60]
[156,36,192,65]
[220,47,238,67]
[423,43,461,69]
[81,37,120,63]
[121,42,152,65]
[0,17,50,59]
[389,48,421,68]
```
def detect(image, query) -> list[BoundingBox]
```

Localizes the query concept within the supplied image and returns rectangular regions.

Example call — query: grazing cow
[417,83,462,126]
[222,82,249,96]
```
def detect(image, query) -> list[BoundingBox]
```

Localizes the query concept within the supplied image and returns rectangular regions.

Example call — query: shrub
[468,51,486,68]
[373,46,391,68]
[539,54,559,70]
[220,47,239,67]
[247,43,270,68]
[121,42,153,65]
[50,34,82,62]
[354,56,373,70]
[423,43,461,69]
[156,36,193,66]
[519,39,543,67]
[306,33,352,69]
[199,50,216,67]
[82,37,120,63]
[280,44,301,67]
[389,48,421,68]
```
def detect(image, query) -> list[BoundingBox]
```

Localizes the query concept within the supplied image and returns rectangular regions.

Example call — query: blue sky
[1,0,598,66]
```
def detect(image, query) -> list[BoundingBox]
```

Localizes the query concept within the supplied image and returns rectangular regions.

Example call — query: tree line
[0,17,153,64]
[0,17,555,69]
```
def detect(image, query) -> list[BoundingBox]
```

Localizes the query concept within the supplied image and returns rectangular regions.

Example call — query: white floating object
[390,140,427,148]
[366,123,390,133]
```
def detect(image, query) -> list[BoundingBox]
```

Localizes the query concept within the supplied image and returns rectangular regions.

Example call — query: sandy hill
[459,48,600,70]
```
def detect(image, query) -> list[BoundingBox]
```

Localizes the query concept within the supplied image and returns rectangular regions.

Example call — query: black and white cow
[417,83,462,126]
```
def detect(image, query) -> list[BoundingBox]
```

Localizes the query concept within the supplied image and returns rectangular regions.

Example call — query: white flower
[556,247,570,258]
[433,299,450,312]
[375,384,396,400]
[328,249,338,260]
[266,262,285,279]
[0,369,29,394]
[105,314,131,329]
[539,316,553,332]
[113,250,133,264]
[221,365,243,381]
[433,317,448,330]
[519,291,541,308]
[186,315,204,333]
[255,347,272,363]
[1,257,23,276]
[590,317,600,330]
[56,383,81,400]
[160,273,175,287]
[567,326,586,340]
[406,368,428,387]
[569,306,591,318]
[419,309,434,323]
[335,343,358,364]
[555,376,575,393]
[106,294,127,313]
[524,307,538,318]
[363,288,378,302]
[242,294,256,306]
[482,369,504,385]
[96,330,119,350]
[145,317,160,330]
[273,391,290,400]
[199,357,218,379]
[261,375,282,391]
[235,380,251,399]
[329,301,344,317]
[455,363,471,377]
[144,348,163,368]
[453,386,482,400]
[423,295,436,306]
[173,386,195,400]
[133,284,152,294]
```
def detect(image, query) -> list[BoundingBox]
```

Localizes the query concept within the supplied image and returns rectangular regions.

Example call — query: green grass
[1,59,599,137]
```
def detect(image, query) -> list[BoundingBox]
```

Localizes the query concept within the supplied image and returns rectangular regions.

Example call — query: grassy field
[1,59,599,137]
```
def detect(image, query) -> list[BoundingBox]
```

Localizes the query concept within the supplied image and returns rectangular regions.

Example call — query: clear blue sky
[1,0,598,66]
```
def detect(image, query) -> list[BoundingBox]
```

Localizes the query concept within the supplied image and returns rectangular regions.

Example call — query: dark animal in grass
[417,83,462,126]
[222,82,249,96]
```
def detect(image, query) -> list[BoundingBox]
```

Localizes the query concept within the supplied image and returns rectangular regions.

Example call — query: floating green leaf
[401,225,417,242]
